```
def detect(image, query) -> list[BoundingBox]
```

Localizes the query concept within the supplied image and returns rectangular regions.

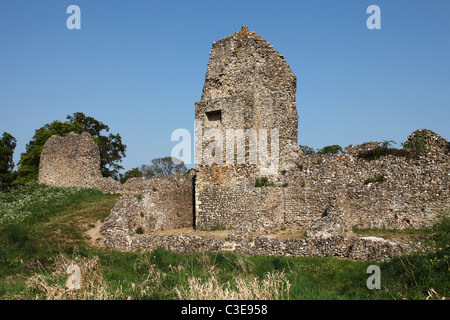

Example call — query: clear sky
[1,0,449,172]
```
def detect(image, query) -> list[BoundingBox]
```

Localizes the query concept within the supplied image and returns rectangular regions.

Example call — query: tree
[66,113,126,178]
[14,112,126,185]
[317,145,343,155]
[140,157,187,178]
[0,132,17,190]
[300,145,316,155]
[120,167,143,184]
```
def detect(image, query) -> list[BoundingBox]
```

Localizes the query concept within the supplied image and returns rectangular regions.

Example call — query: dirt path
[85,220,106,248]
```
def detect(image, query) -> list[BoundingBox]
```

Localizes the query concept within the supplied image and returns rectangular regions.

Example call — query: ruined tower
[39,132,103,188]
[195,27,300,230]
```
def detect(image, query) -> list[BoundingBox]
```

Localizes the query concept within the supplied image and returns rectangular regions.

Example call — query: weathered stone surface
[39,132,103,188]
[100,224,422,261]
[101,173,194,234]
[192,129,449,233]
[305,212,346,239]
[404,129,449,155]
[195,26,301,230]
[344,141,380,155]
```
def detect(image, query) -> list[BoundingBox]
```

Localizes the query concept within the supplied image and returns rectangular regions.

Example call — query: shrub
[403,132,427,154]
[364,175,386,185]
[357,147,410,161]
[255,177,275,187]
[317,145,342,155]
[300,145,316,155]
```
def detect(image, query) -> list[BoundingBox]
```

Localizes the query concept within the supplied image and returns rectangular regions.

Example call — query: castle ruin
[38,27,450,261]
[194,26,301,230]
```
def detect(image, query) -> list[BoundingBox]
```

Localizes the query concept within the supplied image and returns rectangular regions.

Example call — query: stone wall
[281,130,450,232]
[101,173,195,235]
[100,218,425,262]
[195,27,302,230]
[193,129,449,233]
[39,132,104,188]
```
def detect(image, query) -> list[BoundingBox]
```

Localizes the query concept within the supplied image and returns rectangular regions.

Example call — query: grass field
[0,183,448,300]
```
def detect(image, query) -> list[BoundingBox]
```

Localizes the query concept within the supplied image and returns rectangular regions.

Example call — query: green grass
[0,183,448,300]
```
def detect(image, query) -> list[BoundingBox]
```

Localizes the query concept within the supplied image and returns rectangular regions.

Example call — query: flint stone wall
[39,132,104,188]
[195,27,301,230]
[101,174,194,234]
[196,130,450,233]
[101,192,429,261]
[100,225,421,262]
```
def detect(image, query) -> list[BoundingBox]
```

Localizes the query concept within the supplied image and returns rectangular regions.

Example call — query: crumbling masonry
[38,27,450,261]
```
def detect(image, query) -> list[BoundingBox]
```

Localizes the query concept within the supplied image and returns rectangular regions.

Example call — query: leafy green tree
[120,167,144,184]
[300,145,316,155]
[140,157,187,178]
[14,112,126,185]
[66,113,126,177]
[0,132,17,190]
[317,145,343,155]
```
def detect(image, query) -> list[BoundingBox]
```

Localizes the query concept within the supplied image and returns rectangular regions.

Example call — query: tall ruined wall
[195,26,300,167]
[39,132,104,188]
[195,27,301,230]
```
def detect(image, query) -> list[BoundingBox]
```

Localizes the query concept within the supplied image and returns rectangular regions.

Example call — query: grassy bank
[0,184,448,300]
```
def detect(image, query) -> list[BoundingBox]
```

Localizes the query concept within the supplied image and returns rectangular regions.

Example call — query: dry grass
[24,250,173,300]
[25,252,120,300]
[266,227,306,240]
[174,270,291,300]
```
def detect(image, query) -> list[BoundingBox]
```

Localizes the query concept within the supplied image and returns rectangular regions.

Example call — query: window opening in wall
[206,110,222,125]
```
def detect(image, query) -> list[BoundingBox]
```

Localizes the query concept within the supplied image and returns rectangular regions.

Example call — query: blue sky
[1,0,449,172]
